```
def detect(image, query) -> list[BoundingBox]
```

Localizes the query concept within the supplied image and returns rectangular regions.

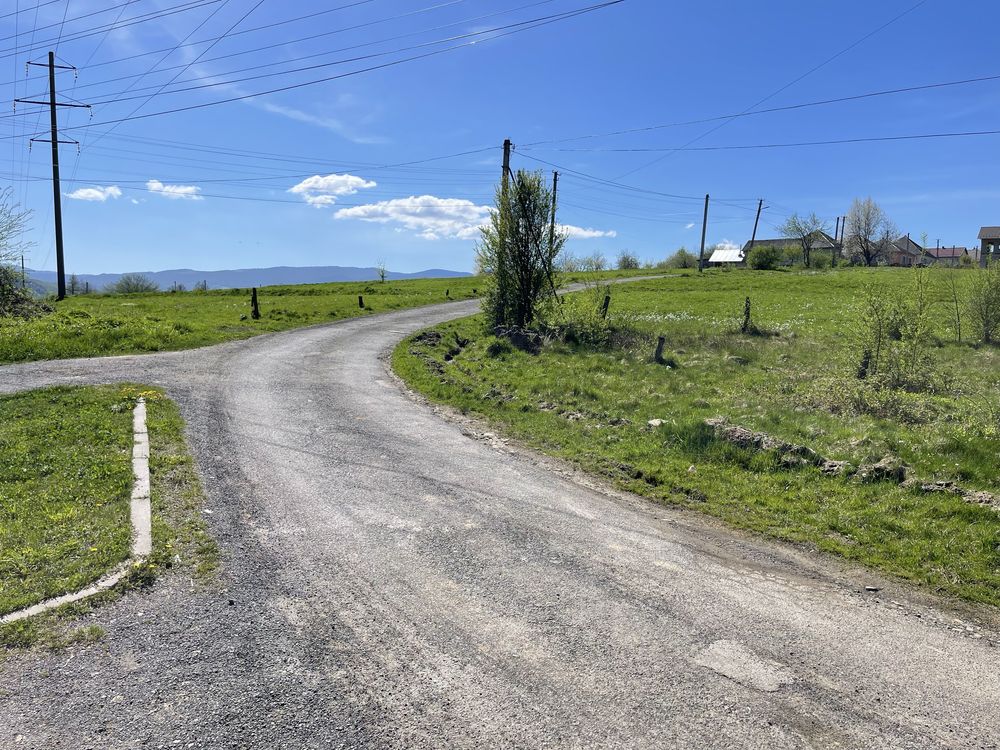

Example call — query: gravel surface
[1,297,999,749]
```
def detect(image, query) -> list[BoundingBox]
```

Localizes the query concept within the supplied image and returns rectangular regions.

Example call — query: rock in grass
[820,460,849,476]
[647,419,665,428]
[855,455,908,484]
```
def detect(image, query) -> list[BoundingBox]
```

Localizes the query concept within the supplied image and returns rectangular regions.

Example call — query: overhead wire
[0,0,625,140]
[615,0,930,178]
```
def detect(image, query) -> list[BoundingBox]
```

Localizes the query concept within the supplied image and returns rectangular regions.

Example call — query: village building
[978,226,1000,266]
[886,235,922,266]
[738,231,838,265]
[928,246,971,267]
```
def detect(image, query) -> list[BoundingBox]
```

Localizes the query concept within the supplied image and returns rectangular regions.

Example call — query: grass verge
[0,384,215,651]
[393,268,1000,607]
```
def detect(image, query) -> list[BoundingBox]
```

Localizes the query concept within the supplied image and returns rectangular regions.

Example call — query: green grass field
[0,270,664,364]
[394,267,1000,607]
[0,276,482,363]
[0,385,214,648]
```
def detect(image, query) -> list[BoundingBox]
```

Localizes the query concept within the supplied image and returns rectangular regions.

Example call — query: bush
[967,264,1000,344]
[616,250,640,270]
[746,245,782,270]
[0,265,49,319]
[661,248,698,269]
[107,273,159,294]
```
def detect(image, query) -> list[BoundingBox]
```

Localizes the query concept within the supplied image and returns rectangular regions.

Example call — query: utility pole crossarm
[14,99,90,108]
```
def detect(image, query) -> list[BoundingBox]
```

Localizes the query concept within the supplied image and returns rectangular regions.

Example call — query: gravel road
[1,297,998,749]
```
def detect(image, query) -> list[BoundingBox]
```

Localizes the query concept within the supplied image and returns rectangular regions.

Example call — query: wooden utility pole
[548,170,559,252]
[833,216,841,267]
[750,198,764,249]
[15,52,89,301]
[501,138,512,194]
[698,193,709,272]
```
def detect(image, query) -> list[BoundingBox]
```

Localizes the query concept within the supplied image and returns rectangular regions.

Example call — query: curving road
[1,297,999,749]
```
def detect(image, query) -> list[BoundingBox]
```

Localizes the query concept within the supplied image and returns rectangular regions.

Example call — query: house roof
[930,246,968,259]
[741,231,837,254]
[978,226,1000,239]
[892,235,923,254]
[708,245,744,263]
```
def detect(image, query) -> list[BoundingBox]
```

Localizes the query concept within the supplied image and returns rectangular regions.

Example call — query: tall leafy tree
[845,197,896,267]
[779,212,828,267]
[477,170,564,329]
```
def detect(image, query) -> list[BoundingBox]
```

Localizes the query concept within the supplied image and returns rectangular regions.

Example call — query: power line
[616,0,930,179]
[521,128,1000,152]
[2,0,557,100]
[31,3,613,109]
[0,0,478,83]
[0,0,148,44]
[520,71,1000,147]
[0,0,227,59]
[0,0,625,140]
[83,0,258,149]
[0,0,63,22]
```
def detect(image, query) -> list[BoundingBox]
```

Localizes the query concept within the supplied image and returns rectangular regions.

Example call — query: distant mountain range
[25,265,471,292]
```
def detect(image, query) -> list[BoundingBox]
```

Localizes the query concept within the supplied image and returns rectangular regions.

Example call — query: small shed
[707,245,745,265]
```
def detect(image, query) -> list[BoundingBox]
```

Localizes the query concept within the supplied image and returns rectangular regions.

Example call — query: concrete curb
[0,398,153,625]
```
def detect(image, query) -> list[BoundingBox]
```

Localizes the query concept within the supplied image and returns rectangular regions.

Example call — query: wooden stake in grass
[654,335,667,364]
[358,295,364,309]
[741,296,751,334]
[250,288,261,320]
[601,294,611,319]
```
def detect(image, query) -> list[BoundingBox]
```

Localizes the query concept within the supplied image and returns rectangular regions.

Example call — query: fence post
[251,288,261,320]
[358,295,364,309]
[601,294,611,318]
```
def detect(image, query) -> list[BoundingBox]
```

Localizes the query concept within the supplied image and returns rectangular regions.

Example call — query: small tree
[0,188,32,268]
[967,263,1000,344]
[68,274,79,295]
[581,252,607,272]
[557,251,582,272]
[376,258,388,283]
[616,250,640,270]
[108,273,159,294]
[747,245,782,270]
[845,197,896,266]
[193,280,209,292]
[477,170,564,329]
[779,212,828,267]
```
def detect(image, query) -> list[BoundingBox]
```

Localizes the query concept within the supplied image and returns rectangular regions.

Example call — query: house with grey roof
[978,226,1000,266]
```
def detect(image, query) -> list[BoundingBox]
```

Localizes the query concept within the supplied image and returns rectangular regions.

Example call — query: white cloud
[716,239,741,252]
[557,224,617,239]
[334,195,492,240]
[288,173,376,207]
[147,179,203,201]
[685,222,696,230]
[65,185,122,202]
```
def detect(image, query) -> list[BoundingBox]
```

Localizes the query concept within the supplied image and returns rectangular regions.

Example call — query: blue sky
[2,0,999,274]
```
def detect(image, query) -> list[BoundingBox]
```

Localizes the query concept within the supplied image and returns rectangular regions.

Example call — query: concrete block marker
[130,398,153,558]
[0,398,154,625]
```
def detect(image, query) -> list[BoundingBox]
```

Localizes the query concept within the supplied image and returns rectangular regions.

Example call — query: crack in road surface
[1,298,999,748]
